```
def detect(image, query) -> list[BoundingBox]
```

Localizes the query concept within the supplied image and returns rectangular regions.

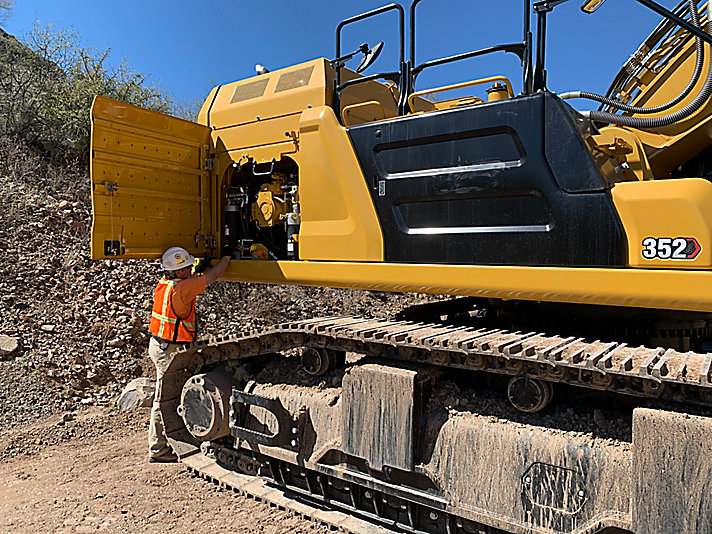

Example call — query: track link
[171,315,712,407]
[182,453,399,534]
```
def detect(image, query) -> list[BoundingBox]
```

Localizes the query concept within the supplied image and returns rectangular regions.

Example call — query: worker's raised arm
[205,255,231,285]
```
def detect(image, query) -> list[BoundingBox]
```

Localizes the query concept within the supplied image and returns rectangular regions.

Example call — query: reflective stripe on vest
[148,278,197,343]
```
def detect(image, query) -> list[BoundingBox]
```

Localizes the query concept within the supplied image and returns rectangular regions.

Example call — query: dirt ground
[0,407,330,534]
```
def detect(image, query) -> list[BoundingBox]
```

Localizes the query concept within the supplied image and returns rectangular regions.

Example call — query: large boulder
[0,335,20,360]
[117,377,155,411]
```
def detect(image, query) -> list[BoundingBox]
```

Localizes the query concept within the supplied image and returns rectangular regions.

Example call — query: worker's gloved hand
[194,256,214,274]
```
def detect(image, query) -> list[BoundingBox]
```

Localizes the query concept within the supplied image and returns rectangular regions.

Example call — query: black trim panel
[347,93,624,266]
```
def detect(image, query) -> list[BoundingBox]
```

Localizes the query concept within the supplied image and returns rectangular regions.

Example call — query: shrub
[0,23,173,163]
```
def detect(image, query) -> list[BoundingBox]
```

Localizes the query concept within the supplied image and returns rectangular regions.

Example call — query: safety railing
[334,4,408,115]
[332,0,533,122]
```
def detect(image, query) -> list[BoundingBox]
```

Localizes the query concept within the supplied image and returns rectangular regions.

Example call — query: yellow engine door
[90,96,213,259]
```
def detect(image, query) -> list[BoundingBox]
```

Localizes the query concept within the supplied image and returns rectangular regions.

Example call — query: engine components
[223,170,299,260]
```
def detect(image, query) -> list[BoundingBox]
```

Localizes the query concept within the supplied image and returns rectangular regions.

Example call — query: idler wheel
[301,347,345,376]
[507,376,553,413]
[177,370,233,440]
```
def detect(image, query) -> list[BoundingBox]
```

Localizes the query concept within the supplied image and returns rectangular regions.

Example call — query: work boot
[148,453,178,463]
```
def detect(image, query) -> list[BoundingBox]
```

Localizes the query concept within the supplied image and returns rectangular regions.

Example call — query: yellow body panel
[90,38,712,316]
[90,96,213,259]
[196,59,387,262]
[613,178,712,267]
[220,260,712,313]
[296,106,384,261]
[208,60,329,130]
[591,127,654,182]
[202,59,399,164]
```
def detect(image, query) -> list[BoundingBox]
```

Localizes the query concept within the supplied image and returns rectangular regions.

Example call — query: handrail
[341,101,387,125]
[336,3,405,65]
[409,0,426,71]
[334,4,406,115]
[333,0,535,120]
[412,43,526,80]
[337,70,402,92]
[409,0,532,95]
[407,75,515,112]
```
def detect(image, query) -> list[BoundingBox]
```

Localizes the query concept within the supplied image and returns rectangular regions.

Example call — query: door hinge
[204,157,215,171]
[195,234,216,248]
[107,181,117,193]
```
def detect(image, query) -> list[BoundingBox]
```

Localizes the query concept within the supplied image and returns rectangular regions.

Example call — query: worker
[147,246,231,462]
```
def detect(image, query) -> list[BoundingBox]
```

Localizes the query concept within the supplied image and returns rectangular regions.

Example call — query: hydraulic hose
[561,0,703,114]
[602,0,692,110]
[564,1,712,128]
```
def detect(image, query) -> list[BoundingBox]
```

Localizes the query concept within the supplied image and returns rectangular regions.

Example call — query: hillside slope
[0,135,428,432]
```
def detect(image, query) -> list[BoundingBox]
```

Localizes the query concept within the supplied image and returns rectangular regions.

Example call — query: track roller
[301,347,345,376]
[507,375,553,413]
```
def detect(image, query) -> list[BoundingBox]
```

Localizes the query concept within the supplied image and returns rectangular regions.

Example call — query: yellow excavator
[90,0,712,532]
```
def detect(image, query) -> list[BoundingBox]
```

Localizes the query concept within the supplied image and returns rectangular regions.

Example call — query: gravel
[0,149,432,434]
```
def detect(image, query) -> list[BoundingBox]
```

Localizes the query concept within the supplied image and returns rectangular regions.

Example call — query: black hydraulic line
[636,0,712,45]
[561,0,704,114]
[601,0,691,106]
[584,13,712,128]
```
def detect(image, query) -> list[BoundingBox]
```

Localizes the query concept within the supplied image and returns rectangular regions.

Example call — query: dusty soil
[0,407,331,534]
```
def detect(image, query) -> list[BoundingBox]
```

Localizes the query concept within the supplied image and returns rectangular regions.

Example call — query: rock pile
[0,152,431,431]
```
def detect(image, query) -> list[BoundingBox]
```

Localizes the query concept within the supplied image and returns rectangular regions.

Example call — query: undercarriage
[159,314,712,534]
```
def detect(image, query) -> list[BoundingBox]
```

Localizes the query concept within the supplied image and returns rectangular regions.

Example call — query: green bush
[0,23,174,163]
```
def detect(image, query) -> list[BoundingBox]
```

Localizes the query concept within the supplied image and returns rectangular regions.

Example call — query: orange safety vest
[148,278,197,343]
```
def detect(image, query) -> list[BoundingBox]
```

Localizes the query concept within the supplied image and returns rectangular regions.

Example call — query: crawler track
[171,315,712,407]
[158,316,712,534]
[183,453,400,534]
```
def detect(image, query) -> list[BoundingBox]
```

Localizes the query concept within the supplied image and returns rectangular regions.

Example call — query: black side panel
[347,92,624,266]
[544,96,606,193]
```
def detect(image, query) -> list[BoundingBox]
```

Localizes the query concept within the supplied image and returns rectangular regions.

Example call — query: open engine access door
[90,96,213,259]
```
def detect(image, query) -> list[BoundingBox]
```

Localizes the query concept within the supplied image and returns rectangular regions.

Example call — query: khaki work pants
[148,337,181,459]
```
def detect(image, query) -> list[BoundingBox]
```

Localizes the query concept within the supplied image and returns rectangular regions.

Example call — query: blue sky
[3,0,664,110]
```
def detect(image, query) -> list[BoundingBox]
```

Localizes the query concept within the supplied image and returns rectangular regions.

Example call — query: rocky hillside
[0,25,435,433]
[0,137,431,432]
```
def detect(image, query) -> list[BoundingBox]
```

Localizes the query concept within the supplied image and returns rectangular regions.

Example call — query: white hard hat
[161,246,195,271]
